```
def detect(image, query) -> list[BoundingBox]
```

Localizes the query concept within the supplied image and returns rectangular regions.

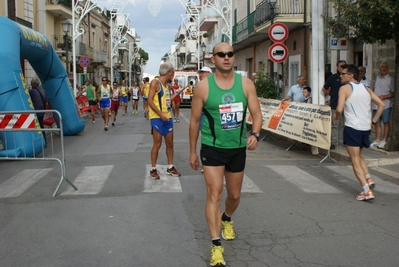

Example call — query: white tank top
[344,82,371,131]
[132,87,140,98]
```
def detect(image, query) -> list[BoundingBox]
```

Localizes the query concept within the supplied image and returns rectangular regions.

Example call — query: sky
[98,0,187,76]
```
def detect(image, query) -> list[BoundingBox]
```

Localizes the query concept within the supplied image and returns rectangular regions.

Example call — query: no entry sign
[268,23,289,43]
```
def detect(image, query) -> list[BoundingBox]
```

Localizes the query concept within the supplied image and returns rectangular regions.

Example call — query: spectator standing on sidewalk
[303,86,312,104]
[189,42,262,266]
[334,64,385,201]
[322,60,346,150]
[147,63,181,180]
[29,78,48,145]
[282,75,307,102]
[358,66,372,88]
[370,62,395,149]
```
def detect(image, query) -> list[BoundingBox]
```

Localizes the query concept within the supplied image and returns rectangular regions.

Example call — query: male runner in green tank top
[86,80,97,123]
[189,42,262,266]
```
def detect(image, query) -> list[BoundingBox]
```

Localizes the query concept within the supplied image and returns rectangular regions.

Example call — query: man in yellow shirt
[147,63,182,179]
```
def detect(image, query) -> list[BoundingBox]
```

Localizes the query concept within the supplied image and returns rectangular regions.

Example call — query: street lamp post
[61,19,72,82]
[201,42,206,67]
[268,0,277,88]
[268,0,277,25]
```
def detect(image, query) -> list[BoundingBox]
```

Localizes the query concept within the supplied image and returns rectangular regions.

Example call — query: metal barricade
[0,110,78,196]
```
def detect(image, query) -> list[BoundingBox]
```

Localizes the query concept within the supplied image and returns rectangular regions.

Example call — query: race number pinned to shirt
[219,102,244,130]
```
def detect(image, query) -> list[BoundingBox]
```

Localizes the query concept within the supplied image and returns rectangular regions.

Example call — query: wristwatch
[251,132,260,142]
[372,120,377,125]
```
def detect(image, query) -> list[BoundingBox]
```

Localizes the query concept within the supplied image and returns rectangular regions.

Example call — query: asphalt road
[1,105,399,267]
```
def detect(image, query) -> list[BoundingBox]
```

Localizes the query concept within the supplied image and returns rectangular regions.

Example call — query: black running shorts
[200,144,246,173]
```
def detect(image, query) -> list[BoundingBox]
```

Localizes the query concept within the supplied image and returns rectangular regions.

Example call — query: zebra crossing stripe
[326,166,399,194]
[144,165,182,193]
[61,165,113,195]
[235,174,263,193]
[266,165,341,193]
[0,168,52,198]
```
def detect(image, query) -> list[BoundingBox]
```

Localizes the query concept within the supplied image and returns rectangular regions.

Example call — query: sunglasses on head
[102,79,107,81]
[214,51,235,58]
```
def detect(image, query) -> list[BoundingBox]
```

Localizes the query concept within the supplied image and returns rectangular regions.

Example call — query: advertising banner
[247,99,331,150]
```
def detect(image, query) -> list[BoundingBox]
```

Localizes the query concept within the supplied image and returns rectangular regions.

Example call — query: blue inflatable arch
[0,16,85,157]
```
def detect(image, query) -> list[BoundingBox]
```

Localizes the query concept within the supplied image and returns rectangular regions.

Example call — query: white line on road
[144,165,182,193]
[237,174,263,193]
[371,167,399,180]
[266,165,342,193]
[61,165,113,195]
[326,165,399,194]
[0,168,52,198]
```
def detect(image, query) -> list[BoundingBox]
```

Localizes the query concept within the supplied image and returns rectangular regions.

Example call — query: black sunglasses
[214,51,235,58]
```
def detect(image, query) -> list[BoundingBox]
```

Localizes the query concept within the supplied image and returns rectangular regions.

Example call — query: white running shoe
[377,140,386,149]
[370,141,380,147]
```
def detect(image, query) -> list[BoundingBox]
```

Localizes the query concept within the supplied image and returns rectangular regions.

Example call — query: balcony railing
[186,52,198,64]
[255,0,304,27]
[94,50,107,63]
[52,35,85,56]
[86,47,107,63]
[46,0,72,8]
[52,35,71,50]
[232,12,255,43]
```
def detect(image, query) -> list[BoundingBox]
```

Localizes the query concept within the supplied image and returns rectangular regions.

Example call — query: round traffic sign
[268,43,289,63]
[268,23,289,43]
[79,56,91,68]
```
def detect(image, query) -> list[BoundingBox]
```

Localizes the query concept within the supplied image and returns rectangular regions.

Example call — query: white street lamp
[201,42,206,67]
[71,0,103,97]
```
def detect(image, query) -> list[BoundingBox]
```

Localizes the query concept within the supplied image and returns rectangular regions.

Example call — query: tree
[138,48,149,65]
[327,0,399,151]
[254,70,278,99]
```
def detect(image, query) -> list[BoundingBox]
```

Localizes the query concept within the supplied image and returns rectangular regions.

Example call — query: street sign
[83,67,87,74]
[79,56,91,68]
[331,23,347,38]
[268,23,289,43]
[329,37,348,50]
[268,43,289,63]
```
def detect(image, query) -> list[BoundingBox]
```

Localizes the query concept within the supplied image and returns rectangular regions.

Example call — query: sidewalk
[256,126,399,167]
[321,145,399,167]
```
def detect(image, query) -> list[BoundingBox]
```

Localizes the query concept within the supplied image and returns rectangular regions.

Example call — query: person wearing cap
[198,66,213,81]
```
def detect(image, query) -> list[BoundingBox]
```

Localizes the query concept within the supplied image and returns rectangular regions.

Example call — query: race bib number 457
[219,102,243,130]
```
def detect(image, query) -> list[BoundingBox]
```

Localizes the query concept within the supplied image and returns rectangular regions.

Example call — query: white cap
[197,66,213,74]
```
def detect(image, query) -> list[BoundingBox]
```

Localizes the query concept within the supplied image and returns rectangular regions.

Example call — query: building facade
[171,0,396,96]
[1,0,141,89]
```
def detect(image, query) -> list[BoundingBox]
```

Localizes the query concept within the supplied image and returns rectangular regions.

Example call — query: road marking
[236,174,263,193]
[266,165,341,193]
[61,165,113,195]
[371,167,399,179]
[144,165,182,192]
[326,166,399,194]
[0,168,52,198]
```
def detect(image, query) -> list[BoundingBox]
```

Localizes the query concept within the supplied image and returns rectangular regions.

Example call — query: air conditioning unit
[52,0,59,4]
